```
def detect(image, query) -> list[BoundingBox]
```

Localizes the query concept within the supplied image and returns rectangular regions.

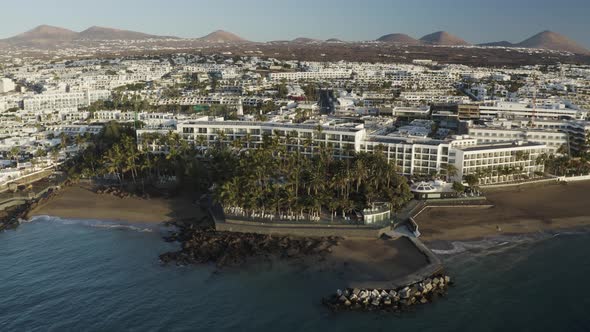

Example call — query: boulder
[371,289,380,298]
[445,276,451,284]
[338,295,348,303]
[399,287,411,299]
[359,291,369,299]
[352,288,361,296]
[417,282,425,292]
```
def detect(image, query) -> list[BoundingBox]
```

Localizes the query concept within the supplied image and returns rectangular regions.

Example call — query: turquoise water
[1,216,589,332]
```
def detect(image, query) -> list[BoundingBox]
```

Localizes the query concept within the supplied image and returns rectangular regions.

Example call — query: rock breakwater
[159,222,341,267]
[323,274,452,312]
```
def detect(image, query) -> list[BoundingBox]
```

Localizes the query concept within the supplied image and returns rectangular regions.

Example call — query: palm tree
[443,164,458,181]
[8,146,20,165]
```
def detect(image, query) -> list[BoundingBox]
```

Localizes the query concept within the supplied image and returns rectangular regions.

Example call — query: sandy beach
[28,183,201,224]
[317,237,432,288]
[415,181,590,242]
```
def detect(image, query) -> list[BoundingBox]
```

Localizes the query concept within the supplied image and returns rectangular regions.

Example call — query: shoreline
[24,181,590,253]
[27,182,203,224]
[424,225,590,254]
[414,181,590,244]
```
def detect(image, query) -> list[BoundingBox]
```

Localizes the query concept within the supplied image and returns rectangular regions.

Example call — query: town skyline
[1,0,589,47]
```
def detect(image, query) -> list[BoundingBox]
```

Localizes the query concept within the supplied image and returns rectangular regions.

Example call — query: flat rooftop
[459,142,543,152]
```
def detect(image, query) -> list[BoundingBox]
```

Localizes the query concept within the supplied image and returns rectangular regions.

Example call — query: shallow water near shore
[1,216,590,331]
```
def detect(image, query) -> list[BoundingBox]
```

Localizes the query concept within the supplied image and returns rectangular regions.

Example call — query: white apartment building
[269,70,352,81]
[46,124,103,136]
[400,91,470,104]
[23,90,111,112]
[0,78,16,93]
[157,96,262,107]
[452,142,547,184]
[478,101,587,120]
[93,110,175,127]
[468,127,566,151]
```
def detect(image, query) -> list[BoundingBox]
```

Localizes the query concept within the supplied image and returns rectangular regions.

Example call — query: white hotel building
[268,70,353,81]
[23,90,111,112]
[137,117,549,184]
[468,127,567,151]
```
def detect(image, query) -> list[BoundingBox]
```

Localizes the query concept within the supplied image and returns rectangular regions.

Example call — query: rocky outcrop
[0,186,61,232]
[159,222,341,267]
[0,203,30,232]
[322,274,452,312]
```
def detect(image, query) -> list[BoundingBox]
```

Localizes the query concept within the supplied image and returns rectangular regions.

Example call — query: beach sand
[415,181,590,242]
[317,237,431,288]
[29,183,202,224]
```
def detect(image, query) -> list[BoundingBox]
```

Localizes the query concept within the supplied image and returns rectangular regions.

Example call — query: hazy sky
[1,0,589,46]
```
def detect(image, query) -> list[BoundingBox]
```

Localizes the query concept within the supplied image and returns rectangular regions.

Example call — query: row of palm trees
[213,143,413,222]
[539,153,590,177]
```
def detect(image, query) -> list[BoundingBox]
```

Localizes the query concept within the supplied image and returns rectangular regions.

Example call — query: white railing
[558,174,590,183]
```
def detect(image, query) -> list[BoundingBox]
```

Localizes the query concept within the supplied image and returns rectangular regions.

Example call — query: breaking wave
[27,215,158,233]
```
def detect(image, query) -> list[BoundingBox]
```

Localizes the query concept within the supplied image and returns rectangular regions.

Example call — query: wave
[27,215,160,233]
[431,229,590,260]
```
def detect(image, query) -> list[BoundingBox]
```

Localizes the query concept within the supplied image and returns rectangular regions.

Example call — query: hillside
[377,33,421,45]
[291,37,321,44]
[420,31,470,46]
[79,26,172,40]
[478,41,515,47]
[515,31,589,54]
[4,25,78,45]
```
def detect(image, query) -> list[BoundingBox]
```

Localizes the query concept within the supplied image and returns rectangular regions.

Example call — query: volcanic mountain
[514,30,589,54]
[376,33,421,45]
[419,31,470,46]
[3,25,78,45]
[79,26,172,40]
[198,30,248,42]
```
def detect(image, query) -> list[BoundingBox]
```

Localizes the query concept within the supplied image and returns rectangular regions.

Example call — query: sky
[1,0,589,46]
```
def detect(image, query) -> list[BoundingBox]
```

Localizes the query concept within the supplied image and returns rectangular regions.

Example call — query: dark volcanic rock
[160,222,341,268]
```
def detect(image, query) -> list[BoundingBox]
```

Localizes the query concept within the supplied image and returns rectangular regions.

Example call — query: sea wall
[0,186,61,232]
[558,175,590,183]
[323,235,449,313]
[215,217,391,239]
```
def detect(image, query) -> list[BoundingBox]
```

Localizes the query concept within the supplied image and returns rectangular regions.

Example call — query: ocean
[1,216,589,332]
